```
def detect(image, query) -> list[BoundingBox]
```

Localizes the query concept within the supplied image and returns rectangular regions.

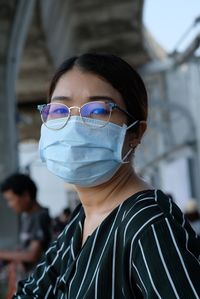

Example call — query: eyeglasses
[37,101,135,130]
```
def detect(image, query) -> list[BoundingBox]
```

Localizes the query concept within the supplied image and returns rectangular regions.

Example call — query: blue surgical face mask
[39,116,138,187]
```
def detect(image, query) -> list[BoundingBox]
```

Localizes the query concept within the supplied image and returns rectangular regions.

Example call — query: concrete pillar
[0,0,35,249]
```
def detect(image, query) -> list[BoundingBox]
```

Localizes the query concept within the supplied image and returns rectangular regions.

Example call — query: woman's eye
[51,108,67,115]
[91,108,108,115]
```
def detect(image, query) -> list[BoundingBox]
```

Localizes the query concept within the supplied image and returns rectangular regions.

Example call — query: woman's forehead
[52,68,126,108]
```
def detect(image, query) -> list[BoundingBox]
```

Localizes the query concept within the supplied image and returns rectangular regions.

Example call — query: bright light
[143,0,200,53]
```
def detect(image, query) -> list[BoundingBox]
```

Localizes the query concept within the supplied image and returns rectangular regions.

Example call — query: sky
[143,0,200,53]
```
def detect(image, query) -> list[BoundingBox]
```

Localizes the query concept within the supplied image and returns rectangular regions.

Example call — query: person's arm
[12,234,64,299]
[131,218,200,298]
[0,240,43,264]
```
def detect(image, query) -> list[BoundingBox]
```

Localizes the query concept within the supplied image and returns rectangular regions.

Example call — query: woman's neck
[75,165,152,219]
[77,165,152,246]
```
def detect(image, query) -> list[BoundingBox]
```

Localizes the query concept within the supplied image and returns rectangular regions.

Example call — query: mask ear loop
[122,147,134,163]
[127,120,140,130]
[122,120,140,164]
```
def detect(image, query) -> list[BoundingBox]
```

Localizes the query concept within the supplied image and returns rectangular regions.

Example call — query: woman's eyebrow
[51,96,70,102]
[88,96,114,102]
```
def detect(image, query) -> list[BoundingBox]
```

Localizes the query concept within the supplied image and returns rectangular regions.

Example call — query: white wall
[160,157,192,210]
[19,141,69,217]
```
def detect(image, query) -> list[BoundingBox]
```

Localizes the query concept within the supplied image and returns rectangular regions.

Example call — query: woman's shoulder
[121,189,163,221]
[120,189,196,246]
[122,189,180,219]
[119,189,180,240]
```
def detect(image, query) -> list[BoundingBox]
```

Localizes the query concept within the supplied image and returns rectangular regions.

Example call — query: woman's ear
[128,121,147,149]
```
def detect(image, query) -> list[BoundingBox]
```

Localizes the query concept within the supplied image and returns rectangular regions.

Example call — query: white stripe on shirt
[166,218,199,299]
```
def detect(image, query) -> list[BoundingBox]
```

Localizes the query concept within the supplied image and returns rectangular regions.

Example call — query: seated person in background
[0,173,51,285]
[184,198,200,236]
[52,207,71,238]
[60,207,71,225]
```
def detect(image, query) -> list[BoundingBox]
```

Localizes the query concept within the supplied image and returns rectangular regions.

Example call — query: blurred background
[0,0,200,248]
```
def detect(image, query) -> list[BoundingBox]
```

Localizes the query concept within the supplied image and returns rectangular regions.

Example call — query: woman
[14,53,200,298]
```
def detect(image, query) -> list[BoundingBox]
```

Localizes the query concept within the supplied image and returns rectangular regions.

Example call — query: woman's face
[51,67,128,127]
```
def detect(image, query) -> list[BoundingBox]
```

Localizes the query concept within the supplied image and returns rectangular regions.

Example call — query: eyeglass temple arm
[37,104,46,113]
[111,103,136,120]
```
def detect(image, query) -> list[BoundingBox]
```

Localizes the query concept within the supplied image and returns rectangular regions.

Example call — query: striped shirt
[13,189,200,298]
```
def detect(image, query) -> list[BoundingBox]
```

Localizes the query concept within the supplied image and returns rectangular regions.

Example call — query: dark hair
[1,173,37,202]
[48,53,148,128]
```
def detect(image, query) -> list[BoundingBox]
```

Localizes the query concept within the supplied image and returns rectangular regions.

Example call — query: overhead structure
[0,0,36,248]
[15,0,165,142]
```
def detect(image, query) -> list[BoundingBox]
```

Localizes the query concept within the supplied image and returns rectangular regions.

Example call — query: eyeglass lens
[41,103,69,123]
[41,101,112,129]
[81,102,110,119]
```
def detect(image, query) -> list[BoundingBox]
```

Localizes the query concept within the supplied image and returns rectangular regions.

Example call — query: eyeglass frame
[37,100,137,130]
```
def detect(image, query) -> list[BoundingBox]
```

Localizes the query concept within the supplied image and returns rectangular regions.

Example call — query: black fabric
[14,190,200,299]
